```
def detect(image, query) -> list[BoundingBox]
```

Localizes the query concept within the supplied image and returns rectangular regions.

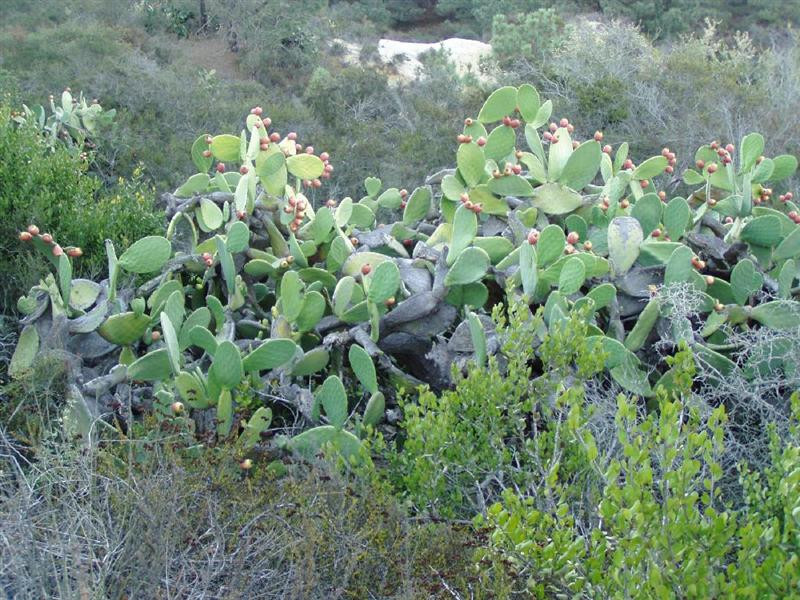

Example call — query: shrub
[0,103,162,309]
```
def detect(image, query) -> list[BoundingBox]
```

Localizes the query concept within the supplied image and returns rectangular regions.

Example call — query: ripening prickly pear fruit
[399,189,408,198]
[260,142,269,151]
[724,216,734,224]
[583,240,592,251]
[251,106,263,116]
[572,141,579,150]
[705,275,715,286]
[623,159,634,170]
[19,231,32,242]
[262,117,272,127]
[287,132,297,141]
[464,200,474,210]
[602,145,612,154]
[510,119,520,129]
[239,166,249,175]
[203,149,212,158]
[295,143,303,153]
[714,302,724,312]
[564,244,576,255]
[320,151,330,162]
[52,244,64,257]
[559,118,569,127]
[710,141,719,150]
[464,118,473,126]
[658,191,667,201]
[665,165,674,174]
[41,233,53,244]
[151,330,161,341]
[171,401,184,414]
[696,160,705,169]
[325,198,337,208]
[477,136,486,146]
[566,231,580,244]
[216,163,226,173]
[726,143,734,153]
[361,264,371,275]
[473,203,483,214]
[27,225,40,235]
[385,297,396,307]
[620,199,630,209]
[527,229,539,245]
[593,131,603,142]
[240,459,253,470]
[651,229,661,238]
[205,135,213,145]
[549,122,558,132]
[708,198,717,207]
[707,163,718,173]
[324,163,333,173]
[640,179,649,189]
[67,247,83,257]
[503,116,512,126]
[512,164,522,175]
[270,132,281,142]
[305,146,314,155]
[459,193,469,204]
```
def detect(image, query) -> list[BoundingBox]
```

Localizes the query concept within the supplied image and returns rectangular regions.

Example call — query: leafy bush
[0,102,161,309]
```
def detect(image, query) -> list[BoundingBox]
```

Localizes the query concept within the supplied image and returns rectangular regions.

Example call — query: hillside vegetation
[1,1,800,598]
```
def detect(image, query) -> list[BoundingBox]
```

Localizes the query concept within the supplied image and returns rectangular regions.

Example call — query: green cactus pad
[750,300,800,329]
[191,134,213,172]
[559,140,601,190]
[279,271,304,321]
[9,325,39,379]
[291,347,330,377]
[456,142,486,187]
[488,174,534,197]
[118,236,171,274]
[296,291,326,332]
[630,193,663,236]
[189,325,218,356]
[664,245,695,285]
[364,176,381,197]
[312,375,348,428]
[175,173,210,198]
[332,276,357,316]
[741,215,783,247]
[286,425,362,460]
[444,247,490,287]
[632,156,668,180]
[241,406,272,449]
[69,279,101,311]
[607,217,643,275]
[484,125,515,162]
[127,348,173,381]
[216,389,233,437]
[516,84,540,121]
[477,86,518,123]
[536,224,566,267]
[367,261,400,304]
[730,258,763,304]
[362,392,385,428]
[403,186,432,224]
[557,257,586,295]
[98,312,151,345]
[349,344,377,394]
[242,338,297,373]
[286,154,324,179]
[342,252,391,278]
[775,228,800,260]
[769,155,798,181]
[209,340,243,390]
[663,197,690,240]
[467,311,487,368]
[210,134,241,162]
[160,312,181,375]
[531,183,583,215]
[226,221,250,253]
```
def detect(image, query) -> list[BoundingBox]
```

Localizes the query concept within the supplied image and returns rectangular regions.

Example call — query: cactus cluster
[9,89,115,158]
[11,84,800,462]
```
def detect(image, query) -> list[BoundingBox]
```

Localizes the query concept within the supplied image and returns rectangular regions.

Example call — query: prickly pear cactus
[13,87,800,462]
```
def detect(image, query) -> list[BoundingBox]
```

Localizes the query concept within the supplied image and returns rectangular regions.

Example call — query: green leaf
[364,176,381,197]
[740,215,783,247]
[630,193,663,236]
[191,135,213,172]
[286,153,324,180]
[349,344,377,394]
[484,125,516,162]
[316,375,348,429]
[739,132,764,172]
[488,174,534,197]
[730,258,763,304]
[663,197,690,240]
[118,236,171,274]
[243,338,297,372]
[531,182,583,215]
[175,173,210,198]
[210,134,240,162]
[367,261,400,304]
[770,155,798,181]
[448,204,478,266]
[516,84,540,122]
[519,241,537,296]
[557,257,585,295]
[457,142,486,187]
[209,341,243,390]
[664,245,694,285]
[536,224,566,267]
[403,186,431,224]
[775,227,800,260]
[632,156,668,180]
[478,86,517,123]
[607,217,643,275]
[128,348,173,381]
[444,247,490,286]
[558,140,601,190]
[9,325,39,378]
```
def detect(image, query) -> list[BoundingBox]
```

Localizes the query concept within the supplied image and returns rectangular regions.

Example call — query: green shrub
[0,103,162,309]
